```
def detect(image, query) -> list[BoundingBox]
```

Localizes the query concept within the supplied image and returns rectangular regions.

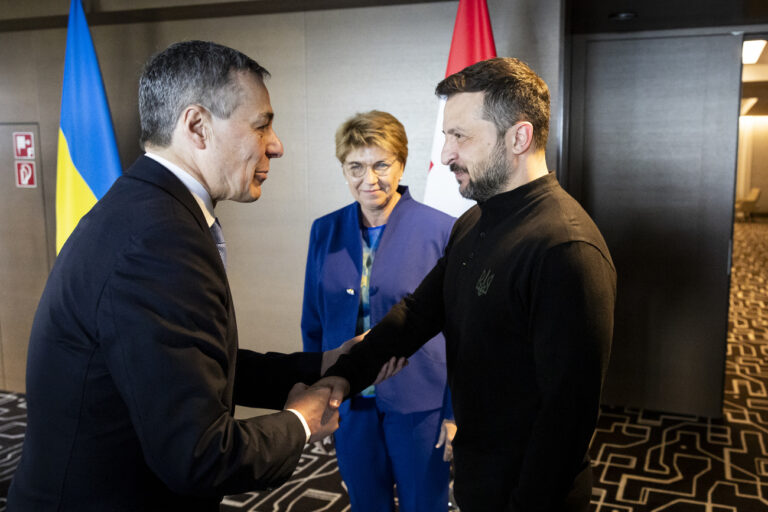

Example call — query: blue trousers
[334,397,450,512]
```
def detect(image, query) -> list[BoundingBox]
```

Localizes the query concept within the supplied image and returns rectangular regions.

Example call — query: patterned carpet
[0,393,24,510]
[589,220,768,512]
[221,438,350,512]
[0,221,766,511]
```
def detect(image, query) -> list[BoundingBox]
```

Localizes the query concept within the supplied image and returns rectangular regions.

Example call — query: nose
[441,137,456,166]
[266,129,284,159]
[363,166,378,183]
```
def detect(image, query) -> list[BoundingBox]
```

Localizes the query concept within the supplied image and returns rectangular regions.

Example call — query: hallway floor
[590,221,768,511]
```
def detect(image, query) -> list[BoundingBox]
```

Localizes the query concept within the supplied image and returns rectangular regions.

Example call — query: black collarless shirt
[328,172,616,510]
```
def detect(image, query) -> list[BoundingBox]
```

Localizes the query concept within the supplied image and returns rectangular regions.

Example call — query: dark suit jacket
[7,156,321,512]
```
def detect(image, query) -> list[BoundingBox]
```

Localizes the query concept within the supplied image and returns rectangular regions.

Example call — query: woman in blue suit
[302,111,455,512]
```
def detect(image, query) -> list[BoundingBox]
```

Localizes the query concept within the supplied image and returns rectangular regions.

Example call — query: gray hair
[138,40,269,148]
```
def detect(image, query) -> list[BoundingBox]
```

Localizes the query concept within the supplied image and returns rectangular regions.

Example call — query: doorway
[736,37,768,222]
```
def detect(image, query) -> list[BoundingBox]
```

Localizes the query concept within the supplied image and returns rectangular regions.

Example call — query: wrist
[285,408,311,443]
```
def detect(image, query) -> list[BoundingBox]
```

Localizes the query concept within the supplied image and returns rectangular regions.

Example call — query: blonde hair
[335,110,408,165]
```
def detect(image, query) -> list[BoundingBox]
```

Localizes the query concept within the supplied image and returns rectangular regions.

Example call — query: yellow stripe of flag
[56,129,97,254]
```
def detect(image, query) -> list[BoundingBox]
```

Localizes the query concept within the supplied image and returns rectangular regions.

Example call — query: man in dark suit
[7,40,360,511]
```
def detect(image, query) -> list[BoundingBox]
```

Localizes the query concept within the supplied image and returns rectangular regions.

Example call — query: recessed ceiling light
[743,40,767,64]
[609,12,637,22]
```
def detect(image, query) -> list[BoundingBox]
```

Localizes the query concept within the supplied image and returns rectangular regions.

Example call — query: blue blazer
[9,156,321,512]
[302,186,454,415]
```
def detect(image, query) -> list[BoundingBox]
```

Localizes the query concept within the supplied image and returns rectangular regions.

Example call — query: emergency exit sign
[13,132,34,159]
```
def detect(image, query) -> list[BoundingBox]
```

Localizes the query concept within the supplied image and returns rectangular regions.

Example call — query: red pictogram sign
[13,132,34,159]
[15,161,37,188]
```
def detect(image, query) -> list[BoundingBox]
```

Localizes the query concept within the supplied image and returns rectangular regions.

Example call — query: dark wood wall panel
[569,33,742,417]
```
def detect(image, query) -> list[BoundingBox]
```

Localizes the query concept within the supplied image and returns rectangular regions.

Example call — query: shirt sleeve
[285,409,311,443]
[507,241,616,511]
[233,349,322,409]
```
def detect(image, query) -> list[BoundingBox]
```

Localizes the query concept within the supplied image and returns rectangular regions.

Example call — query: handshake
[283,334,408,443]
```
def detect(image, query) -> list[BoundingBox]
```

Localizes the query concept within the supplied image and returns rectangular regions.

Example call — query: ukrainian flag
[56,0,121,253]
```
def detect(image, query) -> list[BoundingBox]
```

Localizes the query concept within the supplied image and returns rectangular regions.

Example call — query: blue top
[302,186,455,415]
[358,224,386,335]
[357,225,385,397]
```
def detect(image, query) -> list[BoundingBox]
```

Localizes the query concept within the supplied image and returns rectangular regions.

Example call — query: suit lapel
[125,155,233,303]
[124,155,209,234]
[126,157,240,409]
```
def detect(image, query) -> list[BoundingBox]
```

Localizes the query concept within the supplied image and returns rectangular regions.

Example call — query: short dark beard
[452,139,510,202]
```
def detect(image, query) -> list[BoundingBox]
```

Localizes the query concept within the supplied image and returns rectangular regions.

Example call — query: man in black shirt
[320,58,616,512]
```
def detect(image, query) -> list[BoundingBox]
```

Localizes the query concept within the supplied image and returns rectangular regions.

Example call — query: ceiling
[569,0,768,34]
[570,0,768,116]
[5,1,768,34]
[0,0,449,31]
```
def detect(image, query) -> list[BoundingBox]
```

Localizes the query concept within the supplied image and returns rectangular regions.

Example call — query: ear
[179,105,210,150]
[504,121,534,155]
[395,161,405,182]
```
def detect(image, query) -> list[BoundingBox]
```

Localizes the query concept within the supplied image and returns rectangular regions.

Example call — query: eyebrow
[253,112,274,126]
[345,158,392,164]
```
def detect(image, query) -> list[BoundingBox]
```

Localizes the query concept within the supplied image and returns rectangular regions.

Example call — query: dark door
[568,33,742,416]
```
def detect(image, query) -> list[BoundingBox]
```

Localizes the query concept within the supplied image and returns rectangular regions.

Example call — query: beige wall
[737,115,768,213]
[0,0,563,391]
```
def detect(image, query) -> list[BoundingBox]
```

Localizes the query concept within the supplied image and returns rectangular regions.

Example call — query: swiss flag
[423,0,497,217]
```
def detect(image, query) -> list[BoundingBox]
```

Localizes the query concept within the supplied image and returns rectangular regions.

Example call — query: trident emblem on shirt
[476,269,494,296]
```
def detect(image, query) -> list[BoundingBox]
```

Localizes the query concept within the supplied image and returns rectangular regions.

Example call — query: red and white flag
[423,0,497,217]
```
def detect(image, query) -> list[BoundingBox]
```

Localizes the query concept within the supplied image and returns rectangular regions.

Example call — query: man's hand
[313,353,408,411]
[435,419,457,461]
[284,383,340,443]
[311,376,351,409]
[320,332,367,375]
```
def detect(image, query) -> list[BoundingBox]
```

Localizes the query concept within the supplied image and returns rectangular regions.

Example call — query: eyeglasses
[342,160,397,179]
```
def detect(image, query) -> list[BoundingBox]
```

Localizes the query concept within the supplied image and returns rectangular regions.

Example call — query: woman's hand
[435,419,457,461]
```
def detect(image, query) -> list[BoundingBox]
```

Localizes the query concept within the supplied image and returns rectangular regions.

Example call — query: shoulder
[311,202,357,230]
[99,176,199,239]
[542,186,604,241]
[530,184,614,269]
[105,197,213,278]
[307,202,359,252]
[65,170,199,263]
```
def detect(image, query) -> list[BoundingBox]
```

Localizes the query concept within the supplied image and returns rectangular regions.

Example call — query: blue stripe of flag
[59,0,121,199]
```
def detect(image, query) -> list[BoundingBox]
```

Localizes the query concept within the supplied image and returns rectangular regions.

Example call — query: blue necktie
[210,218,227,269]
